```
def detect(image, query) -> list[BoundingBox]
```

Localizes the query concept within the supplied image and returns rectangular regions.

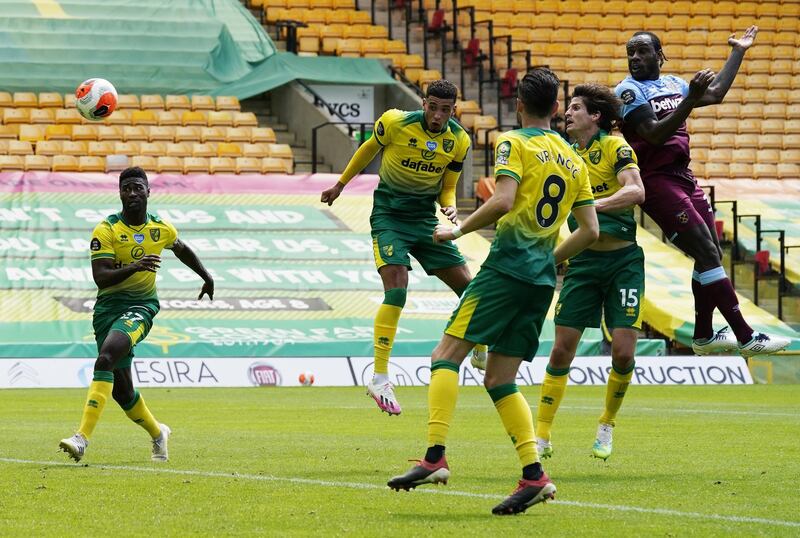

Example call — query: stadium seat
[24,154,51,171]
[782,149,800,164]
[208,111,234,127]
[181,111,207,126]
[0,139,8,154]
[116,94,140,109]
[752,163,777,180]
[131,155,157,169]
[761,119,784,134]
[183,157,210,174]
[174,127,201,143]
[106,154,129,172]
[63,94,76,108]
[0,93,12,108]
[113,141,140,156]
[225,127,251,143]
[55,109,83,124]
[268,144,293,160]
[0,126,18,139]
[473,115,498,147]
[61,141,87,156]
[44,125,72,141]
[78,156,106,172]
[216,142,243,157]
[88,141,115,156]
[157,156,184,173]
[762,104,787,119]
[166,142,192,158]
[737,119,761,134]
[786,120,800,134]
[131,110,158,125]
[148,126,176,142]
[235,157,262,174]
[249,127,276,144]
[104,109,131,125]
[242,143,271,158]
[28,109,54,124]
[757,134,782,150]
[13,92,37,108]
[200,127,226,143]
[138,142,165,157]
[261,157,291,173]
[166,95,192,110]
[233,112,258,128]
[710,133,735,149]
[191,95,216,111]
[191,143,217,158]
[728,162,753,179]
[209,157,236,174]
[35,140,62,156]
[18,125,46,143]
[694,117,716,133]
[215,96,241,111]
[704,162,728,180]
[3,109,30,124]
[690,132,711,148]
[140,95,165,110]
[0,154,25,170]
[735,133,759,149]
[8,140,33,155]
[96,125,123,141]
[156,110,181,126]
[777,163,800,180]
[50,155,79,172]
[735,148,757,164]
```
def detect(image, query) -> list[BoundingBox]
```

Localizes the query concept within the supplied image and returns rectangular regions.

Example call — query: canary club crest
[443,139,454,153]
[589,149,601,164]
[150,228,160,241]
[382,244,394,257]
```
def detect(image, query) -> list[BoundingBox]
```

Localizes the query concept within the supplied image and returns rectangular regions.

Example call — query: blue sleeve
[669,75,690,98]
[614,80,648,119]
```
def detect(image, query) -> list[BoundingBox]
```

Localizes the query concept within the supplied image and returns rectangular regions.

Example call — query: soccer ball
[298,371,315,386]
[75,78,118,121]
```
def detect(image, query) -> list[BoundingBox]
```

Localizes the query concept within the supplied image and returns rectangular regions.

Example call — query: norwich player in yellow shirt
[387,69,599,515]
[534,84,646,462]
[59,167,214,463]
[321,80,486,416]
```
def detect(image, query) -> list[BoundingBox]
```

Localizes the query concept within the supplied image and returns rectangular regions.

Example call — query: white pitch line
[1,457,798,529]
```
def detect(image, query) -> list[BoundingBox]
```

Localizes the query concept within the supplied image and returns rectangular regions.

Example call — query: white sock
[372,373,389,385]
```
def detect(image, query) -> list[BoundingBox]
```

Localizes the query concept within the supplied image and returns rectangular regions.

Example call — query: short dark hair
[425,79,458,101]
[517,68,560,118]
[631,31,667,65]
[572,83,623,132]
[119,166,148,186]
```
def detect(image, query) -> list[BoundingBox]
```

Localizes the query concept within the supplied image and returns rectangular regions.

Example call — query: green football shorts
[554,244,645,330]
[93,304,156,369]
[371,215,465,274]
[444,266,553,361]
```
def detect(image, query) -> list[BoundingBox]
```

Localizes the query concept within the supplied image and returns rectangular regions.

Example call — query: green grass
[1,385,799,536]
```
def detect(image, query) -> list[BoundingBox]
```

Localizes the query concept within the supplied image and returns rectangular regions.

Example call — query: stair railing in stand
[311,122,372,174]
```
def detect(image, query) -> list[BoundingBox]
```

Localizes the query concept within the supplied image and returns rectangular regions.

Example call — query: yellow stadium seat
[191,95,216,111]
[756,134,782,150]
[746,59,771,75]
[783,135,800,152]
[140,95,165,110]
[29,110,55,125]
[63,94,76,108]
[360,39,385,56]
[24,154,51,171]
[324,9,350,25]
[691,117,715,133]
[0,155,25,170]
[113,141,140,156]
[13,92,38,108]
[8,140,33,155]
[44,125,72,141]
[753,163,777,180]
[148,126,176,142]
[268,143,293,160]
[181,111,207,126]
[769,74,793,90]
[771,46,795,63]
[261,157,289,174]
[61,141,87,156]
[156,110,181,126]
[191,143,217,158]
[763,104,787,119]
[78,156,105,172]
[55,109,83,124]
[35,140,62,156]
[704,162,728,180]
[166,142,192,158]
[233,112,258,128]
[131,155,157,169]
[88,141,115,156]
[50,155,79,172]
[299,36,320,54]
[710,133,736,149]
[209,157,236,174]
[737,119,761,134]
[216,142,243,157]
[777,163,800,180]
[734,148,757,164]
[104,109,131,125]
[215,96,241,111]
[122,126,149,142]
[200,127,226,143]
[349,10,371,24]
[157,156,184,174]
[755,148,779,164]
[0,92,12,107]
[225,127,251,143]
[0,125,19,138]
[235,157,262,174]
[786,120,800,134]
[3,109,30,124]
[174,126,201,143]
[728,162,753,179]
[116,94,140,109]
[97,126,124,141]
[0,139,8,153]
[738,104,763,119]
[250,127,276,144]
[761,119,784,134]
[18,125,46,143]
[207,111,234,127]
[131,110,158,125]
[333,0,354,7]
[689,132,711,148]
[713,103,738,120]
[242,143,271,158]
[166,95,192,110]
[183,157,210,174]
[139,142,167,157]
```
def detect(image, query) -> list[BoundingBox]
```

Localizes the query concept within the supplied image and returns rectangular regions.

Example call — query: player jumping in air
[386,69,599,515]
[320,80,487,416]
[615,27,789,357]
[536,84,645,461]
[59,167,214,462]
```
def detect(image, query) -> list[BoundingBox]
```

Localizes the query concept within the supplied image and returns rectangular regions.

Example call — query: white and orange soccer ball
[298,371,315,386]
[75,78,118,121]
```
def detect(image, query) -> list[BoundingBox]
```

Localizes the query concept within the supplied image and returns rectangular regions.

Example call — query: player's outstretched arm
[553,205,599,265]
[433,175,517,242]
[91,256,161,289]
[595,168,645,213]
[320,136,382,206]
[170,238,214,300]
[695,25,757,107]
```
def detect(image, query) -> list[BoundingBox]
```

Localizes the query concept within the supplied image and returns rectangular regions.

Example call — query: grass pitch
[1,384,798,536]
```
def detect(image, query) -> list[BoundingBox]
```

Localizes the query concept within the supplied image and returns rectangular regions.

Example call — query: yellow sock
[535,367,569,442]
[77,371,114,440]
[427,361,460,446]
[122,391,161,438]
[373,288,406,375]
[599,363,634,426]
[489,384,538,467]
[474,343,488,354]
